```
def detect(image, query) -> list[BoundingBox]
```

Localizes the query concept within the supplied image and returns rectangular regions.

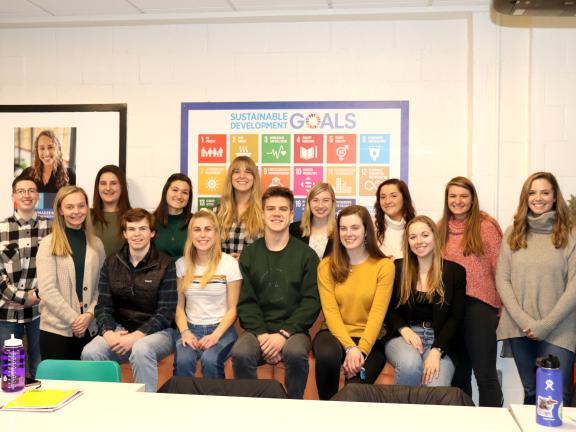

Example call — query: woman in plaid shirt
[216,156,263,260]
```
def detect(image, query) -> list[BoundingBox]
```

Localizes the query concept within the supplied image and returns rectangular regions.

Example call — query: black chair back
[158,377,287,399]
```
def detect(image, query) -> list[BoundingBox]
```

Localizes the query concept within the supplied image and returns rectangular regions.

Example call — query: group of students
[2,151,575,406]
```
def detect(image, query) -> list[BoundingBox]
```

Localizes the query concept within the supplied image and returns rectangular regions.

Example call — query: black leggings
[40,330,93,361]
[313,330,386,400]
[451,296,503,407]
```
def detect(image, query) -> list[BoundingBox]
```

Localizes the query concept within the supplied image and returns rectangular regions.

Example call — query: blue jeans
[385,325,455,387]
[508,337,574,405]
[0,319,41,379]
[174,323,237,379]
[81,326,174,392]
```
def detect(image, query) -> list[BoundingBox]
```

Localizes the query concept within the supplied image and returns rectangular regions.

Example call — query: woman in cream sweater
[37,186,105,360]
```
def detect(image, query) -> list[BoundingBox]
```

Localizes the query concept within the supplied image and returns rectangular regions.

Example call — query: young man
[81,208,177,392]
[0,174,51,378]
[231,186,320,399]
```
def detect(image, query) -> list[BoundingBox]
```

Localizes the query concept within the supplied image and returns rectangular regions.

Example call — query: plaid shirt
[0,211,51,323]
[221,220,259,256]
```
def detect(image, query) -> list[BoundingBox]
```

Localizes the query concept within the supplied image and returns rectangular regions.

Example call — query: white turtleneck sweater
[377,214,405,260]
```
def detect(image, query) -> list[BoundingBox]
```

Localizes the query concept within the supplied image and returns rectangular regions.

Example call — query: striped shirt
[0,212,51,322]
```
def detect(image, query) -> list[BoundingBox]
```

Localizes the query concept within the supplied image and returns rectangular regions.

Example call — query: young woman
[216,156,263,259]
[174,210,242,378]
[91,165,131,257]
[385,216,465,387]
[314,205,395,400]
[289,182,335,258]
[374,179,416,260]
[37,186,105,360]
[437,176,503,407]
[153,173,193,259]
[497,172,576,405]
[22,130,76,193]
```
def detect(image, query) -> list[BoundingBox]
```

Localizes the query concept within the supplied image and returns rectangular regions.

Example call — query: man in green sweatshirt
[232,186,320,399]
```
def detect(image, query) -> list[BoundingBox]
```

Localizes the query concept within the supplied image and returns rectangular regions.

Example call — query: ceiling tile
[130,0,232,13]
[231,0,329,11]
[0,0,51,18]
[30,0,140,16]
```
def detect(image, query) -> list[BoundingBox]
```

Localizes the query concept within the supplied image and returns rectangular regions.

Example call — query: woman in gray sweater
[496,172,576,405]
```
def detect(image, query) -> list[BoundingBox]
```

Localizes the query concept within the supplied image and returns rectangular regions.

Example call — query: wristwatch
[279,329,291,339]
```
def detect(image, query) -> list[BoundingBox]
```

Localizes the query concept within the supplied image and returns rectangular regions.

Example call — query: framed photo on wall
[0,104,127,218]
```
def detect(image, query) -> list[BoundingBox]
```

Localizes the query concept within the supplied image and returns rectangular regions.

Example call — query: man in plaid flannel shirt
[0,174,51,378]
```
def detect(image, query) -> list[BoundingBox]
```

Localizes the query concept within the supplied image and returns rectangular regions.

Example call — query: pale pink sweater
[442,216,502,308]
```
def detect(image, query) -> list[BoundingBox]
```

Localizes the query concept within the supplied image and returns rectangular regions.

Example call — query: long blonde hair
[399,216,445,306]
[180,210,222,291]
[217,156,263,241]
[508,171,573,250]
[299,182,336,238]
[50,186,96,257]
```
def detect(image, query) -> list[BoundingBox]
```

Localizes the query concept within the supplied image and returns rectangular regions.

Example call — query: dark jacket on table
[95,243,177,335]
[385,259,466,361]
[289,221,333,258]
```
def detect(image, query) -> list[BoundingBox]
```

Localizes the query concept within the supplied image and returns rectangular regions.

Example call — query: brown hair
[374,179,416,245]
[120,208,155,233]
[508,172,573,250]
[92,165,132,229]
[262,186,294,208]
[438,176,497,256]
[153,173,193,228]
[329,205,385,284]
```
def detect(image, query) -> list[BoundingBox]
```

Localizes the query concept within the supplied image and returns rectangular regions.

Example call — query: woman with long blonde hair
[314,205,394,400]
[385,215,465,387]
[497,172,576,405]
[437,176,503,406]
[174,210,242,378]
[216,156,263,259]
[289,182,335,258]
[37,186,105,360]
[22,130,76,193]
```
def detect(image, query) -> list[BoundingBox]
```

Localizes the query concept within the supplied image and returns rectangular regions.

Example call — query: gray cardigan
[37,233,105,337]
[496,211,576,352]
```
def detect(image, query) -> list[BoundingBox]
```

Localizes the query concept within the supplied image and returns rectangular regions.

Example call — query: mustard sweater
[317,256,394,356]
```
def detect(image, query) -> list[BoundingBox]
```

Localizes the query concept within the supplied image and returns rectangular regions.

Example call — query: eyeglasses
[14,188,38,196]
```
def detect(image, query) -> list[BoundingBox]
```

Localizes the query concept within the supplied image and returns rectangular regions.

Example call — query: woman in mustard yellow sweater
[313,205,395,400]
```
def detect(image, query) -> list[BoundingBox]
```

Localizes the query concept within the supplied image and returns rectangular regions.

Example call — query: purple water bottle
[536,355,563,427]
[1,334,25,392]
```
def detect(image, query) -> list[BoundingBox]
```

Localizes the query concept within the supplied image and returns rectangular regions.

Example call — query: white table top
[510,404,576,431]
[0,379,144,406]
[1,383,520,432]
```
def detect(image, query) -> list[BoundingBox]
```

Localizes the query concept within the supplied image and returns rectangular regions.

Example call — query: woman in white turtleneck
[374,179,416,260]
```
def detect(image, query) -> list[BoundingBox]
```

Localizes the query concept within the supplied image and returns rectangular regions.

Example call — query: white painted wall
[1,9,576,406]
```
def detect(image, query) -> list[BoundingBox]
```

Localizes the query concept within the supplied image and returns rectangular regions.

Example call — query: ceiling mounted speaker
[492,0,576,16]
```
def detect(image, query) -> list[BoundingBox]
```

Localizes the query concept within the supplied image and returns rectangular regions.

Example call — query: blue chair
[36,360,122,383]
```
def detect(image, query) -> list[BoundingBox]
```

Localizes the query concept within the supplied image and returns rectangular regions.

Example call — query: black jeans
[313,330,386,400]
[451,296,503,407]
[40,330,93,361]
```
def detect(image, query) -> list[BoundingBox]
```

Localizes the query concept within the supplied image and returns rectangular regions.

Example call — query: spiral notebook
[0,388,83,412]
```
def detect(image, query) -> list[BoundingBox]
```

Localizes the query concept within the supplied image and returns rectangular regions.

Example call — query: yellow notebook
[1,388,83,412]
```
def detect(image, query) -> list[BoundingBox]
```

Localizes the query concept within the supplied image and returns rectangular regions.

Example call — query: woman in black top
[384,215,465,387]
